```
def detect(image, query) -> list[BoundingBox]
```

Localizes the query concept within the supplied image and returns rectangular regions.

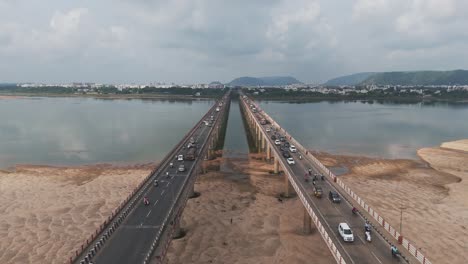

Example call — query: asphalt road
[247,100,402,264]
[90,102,225,264]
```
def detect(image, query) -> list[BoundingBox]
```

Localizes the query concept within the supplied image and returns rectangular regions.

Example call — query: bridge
[71,92,231,264]
[70,89,431,264]
[239,93,431,264]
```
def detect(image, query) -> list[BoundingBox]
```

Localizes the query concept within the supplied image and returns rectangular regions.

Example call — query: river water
[258,100,468,159]
[1,97,467,169]
[0,97,213,169]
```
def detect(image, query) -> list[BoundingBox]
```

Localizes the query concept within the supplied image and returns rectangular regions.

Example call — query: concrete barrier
[243,95,432,264]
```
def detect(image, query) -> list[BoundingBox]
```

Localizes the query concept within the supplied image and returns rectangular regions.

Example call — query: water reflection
[258,100,468,159]
[0,97,213,168]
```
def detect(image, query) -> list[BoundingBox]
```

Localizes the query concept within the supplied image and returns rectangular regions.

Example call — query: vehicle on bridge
[338,223,354,242]
[282,151,291,158]
[178,164,186,172]
[186,147,197,161]
[289,145,297,152]
[329,191,341,203]
[313,186,323,198]
[177,154,184,161]
[274,139,281,145]
[286,157,295,165]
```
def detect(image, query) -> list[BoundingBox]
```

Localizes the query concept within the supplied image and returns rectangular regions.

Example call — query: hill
[360,70,468,85]
[324,72,376,86]
[228,76,302,86]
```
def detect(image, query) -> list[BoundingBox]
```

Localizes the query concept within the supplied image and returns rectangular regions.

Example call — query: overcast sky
[1,0,468,84]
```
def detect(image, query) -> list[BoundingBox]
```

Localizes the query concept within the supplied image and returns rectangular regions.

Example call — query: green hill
[324,72,376,86]
[360,70,468,85]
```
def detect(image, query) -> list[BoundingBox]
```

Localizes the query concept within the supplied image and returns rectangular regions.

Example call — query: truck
[186,147,197,161]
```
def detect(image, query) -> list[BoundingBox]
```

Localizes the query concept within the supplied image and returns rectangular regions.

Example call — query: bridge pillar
[172,218,183,239]
[303,207,312,234]
[283,175,295,198]
[267,145,271,160]
[274,158,279,174]
[261,135,266,152]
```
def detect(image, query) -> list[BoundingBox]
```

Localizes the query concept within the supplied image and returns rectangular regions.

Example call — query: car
[338,223,354,242]
[177,155,184,161]
[313,186,323,198]
[284,142,290,148]
[275,139,281,145]
[266,127,271,132]
[178,164,186,172]
[289,145,297,153]
[271,135,277,140]
[280,136,286,142]
[329,191,341,203]
[282,151,291,158]
[286,157,295,165]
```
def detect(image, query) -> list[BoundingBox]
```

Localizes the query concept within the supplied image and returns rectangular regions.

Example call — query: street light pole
[399,206,406,235]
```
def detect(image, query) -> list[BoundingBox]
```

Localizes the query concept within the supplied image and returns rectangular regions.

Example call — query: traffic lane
[291,150,394,264]
[268,136,390,264]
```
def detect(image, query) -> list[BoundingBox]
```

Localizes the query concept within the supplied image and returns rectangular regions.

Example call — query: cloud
[0,0,467,83]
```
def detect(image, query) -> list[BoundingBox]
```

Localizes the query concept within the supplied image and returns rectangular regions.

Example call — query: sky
[1,0,468,84]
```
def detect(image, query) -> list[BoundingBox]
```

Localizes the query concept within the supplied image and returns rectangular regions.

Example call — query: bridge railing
[240,98,347,264]
[145,93,231,264]
[245,96,432,264]
[70,94,228,264]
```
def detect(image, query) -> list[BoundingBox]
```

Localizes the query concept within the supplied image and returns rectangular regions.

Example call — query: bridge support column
[261,136,266,152]
[303,207,312,234]
[172,218,183,239]
[267,145,271,160]
[283,175,295,198]
[274,158,279,174]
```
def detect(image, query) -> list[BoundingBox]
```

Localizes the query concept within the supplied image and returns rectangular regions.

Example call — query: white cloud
[50,8,88,34]
[0,0,468,83]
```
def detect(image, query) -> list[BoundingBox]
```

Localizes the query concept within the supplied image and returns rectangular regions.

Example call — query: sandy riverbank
[314,139,468,264]
[163,154,334,264]
[0,163,152,264]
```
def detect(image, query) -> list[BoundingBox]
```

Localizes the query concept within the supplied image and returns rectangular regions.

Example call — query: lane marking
[166,181,170,187]
[161,189,166,196]
[146,210,152,217]
[153,199,159,206]
[371,252,383,264]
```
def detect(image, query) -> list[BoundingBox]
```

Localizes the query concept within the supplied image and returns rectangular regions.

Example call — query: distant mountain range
[228,76,302,86]
[324,72,376,86]
[325,70,468,86]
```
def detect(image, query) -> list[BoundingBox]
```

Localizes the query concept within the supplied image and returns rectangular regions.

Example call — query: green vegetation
[360,70,468,85]
[0,85,227,98]
[243,87,468,102]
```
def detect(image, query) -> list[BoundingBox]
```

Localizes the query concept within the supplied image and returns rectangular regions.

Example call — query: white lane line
[357,234,365,244]
[153,199,159,206]
[161,189,166,196]
[166,181,170,187]
[371,251,383,264]
[146,210,152,217]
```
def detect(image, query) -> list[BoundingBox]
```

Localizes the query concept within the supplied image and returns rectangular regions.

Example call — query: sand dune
[163,155,334,264]
[316,140,468,264]
[0,164,151,264]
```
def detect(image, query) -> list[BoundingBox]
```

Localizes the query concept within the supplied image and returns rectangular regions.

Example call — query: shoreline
[0,93,218,100]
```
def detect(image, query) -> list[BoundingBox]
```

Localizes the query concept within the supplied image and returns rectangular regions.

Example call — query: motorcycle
[154,180,159,187]
[391,246,401,260]
[365,228,371,242]
[143,197,150,206]
[352,207,358,215]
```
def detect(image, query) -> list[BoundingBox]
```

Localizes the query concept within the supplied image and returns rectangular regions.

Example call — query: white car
[289,145,297,153]
[177,155,184,161]
[286,158,295,165]
[274,139,281,145]
[338,223,354,242]
[266,127,271,132]
[178,164,186,172]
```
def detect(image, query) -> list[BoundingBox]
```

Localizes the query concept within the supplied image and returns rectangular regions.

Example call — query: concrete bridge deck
[240,93,425,264]
[72,92,230,264]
